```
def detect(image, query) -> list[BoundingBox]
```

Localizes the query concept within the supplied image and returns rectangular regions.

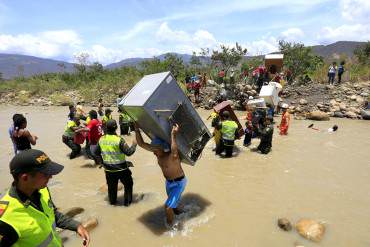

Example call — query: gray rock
[299,99,308,105]
[278,218,292,231]
[345,111,358,119]
[333,111,344,118]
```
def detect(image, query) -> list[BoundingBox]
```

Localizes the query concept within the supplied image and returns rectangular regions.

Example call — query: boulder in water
[361,110,370,120]
[277,218,292,231]
[333,111,344,118]
[295,219,325,242]
[306,111,330,121]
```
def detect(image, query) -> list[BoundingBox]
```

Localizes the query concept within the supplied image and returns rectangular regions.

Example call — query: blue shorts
[165,177,187,208]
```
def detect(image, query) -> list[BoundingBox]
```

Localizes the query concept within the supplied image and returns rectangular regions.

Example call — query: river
[1,106,369,247]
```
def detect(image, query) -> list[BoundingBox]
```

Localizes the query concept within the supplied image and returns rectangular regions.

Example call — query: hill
[0,54,75,79]
[311,41,365,59]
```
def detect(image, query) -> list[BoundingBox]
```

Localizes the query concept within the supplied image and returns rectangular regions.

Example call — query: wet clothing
[87,119,102,145]
[165,176,187,208]
[216,120,239,157]
[13,131,31,151]
[279,112,290,135]
[257,124,274,154]
[96,134,136,205]
[0,184,79,247]
[62,121,81,159]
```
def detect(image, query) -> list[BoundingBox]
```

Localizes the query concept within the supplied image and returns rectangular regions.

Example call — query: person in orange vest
[279,103,291,135]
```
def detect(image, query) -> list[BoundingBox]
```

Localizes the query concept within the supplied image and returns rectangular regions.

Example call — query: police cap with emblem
[10,149,64,176]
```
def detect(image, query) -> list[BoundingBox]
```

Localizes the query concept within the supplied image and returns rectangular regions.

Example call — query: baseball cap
[10,149,64,176]
[151,137,170,152]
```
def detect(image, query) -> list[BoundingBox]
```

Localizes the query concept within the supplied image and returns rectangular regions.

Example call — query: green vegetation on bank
[0,41,369,104]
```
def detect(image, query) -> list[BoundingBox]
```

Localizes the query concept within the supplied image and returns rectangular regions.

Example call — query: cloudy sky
[0,0,369,64]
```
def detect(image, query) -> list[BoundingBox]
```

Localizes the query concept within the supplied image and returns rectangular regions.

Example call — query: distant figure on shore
[337,61,345,84]
[98,98,104,117]
[13,115,38,153]
[279,103,290,135]
[257,116,274,154]
[96,119,137,206]
[9,114,23,155]
[135,124,186,226]
[328,62,337,85]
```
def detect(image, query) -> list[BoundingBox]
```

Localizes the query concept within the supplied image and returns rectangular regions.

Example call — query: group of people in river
[2,99,187,247]
[208,101,291,157]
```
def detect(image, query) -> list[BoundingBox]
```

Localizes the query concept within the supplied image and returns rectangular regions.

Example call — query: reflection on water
[0,106,370,247]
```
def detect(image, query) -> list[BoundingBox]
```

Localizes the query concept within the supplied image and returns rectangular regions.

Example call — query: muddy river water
[1,106,370,247]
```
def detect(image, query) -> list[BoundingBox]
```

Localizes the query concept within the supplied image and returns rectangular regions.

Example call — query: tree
[354,41,370,65]
[74,52,90,74]
[163,53,185,79]
[57,62,66,73]
[279,40,323,80]
[0,72,3,81]
[211,43,247,76]
[190,52,201,68]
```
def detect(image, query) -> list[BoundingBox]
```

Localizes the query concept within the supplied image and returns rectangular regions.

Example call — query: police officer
[216,111,239,158]
[0,149,90,246]
[118,109,132,136]
[95,119,137,206]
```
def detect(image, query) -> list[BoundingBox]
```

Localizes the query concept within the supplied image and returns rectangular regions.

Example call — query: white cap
[249,96,254,100]
[281,103,289,109]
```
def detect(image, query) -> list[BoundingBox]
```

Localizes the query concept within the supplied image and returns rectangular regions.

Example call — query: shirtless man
[135,124,186,226]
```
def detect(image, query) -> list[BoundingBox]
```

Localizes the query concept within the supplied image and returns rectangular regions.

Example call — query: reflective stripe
[37,232,53,247]
[101,151,123,155]
[102,160,126,165]
[104,167,127,172]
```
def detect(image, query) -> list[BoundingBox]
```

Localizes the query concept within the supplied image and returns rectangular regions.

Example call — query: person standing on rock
[0,149,90,247]
[279,103,291,135]
[337,61,345,84]
[13,115,38,153]
[135,123,186,226]
[95,119,137,206]
[327,62,337,85]
[216,111,239,157]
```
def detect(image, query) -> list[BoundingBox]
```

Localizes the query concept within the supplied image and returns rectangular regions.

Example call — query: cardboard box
[119,71,211,165]
[213,101,244,138]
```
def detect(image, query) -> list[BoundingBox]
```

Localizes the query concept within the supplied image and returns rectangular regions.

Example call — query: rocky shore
[1,80,369,120]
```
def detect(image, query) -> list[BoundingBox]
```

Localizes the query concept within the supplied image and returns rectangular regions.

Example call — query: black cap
[10,149,64,176]
[222,111,230,118]
[106,119,118,130]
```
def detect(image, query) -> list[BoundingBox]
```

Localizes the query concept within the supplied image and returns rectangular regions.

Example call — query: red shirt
[87,119,102,145]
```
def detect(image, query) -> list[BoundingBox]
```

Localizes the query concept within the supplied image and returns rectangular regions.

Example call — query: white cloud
[119,20,158,41]
[280,28,305,42]
[318,24,370,43]
[341,0,370,23]
[0,30,82,58]
[243,36,279,56]
[156,22,217,52]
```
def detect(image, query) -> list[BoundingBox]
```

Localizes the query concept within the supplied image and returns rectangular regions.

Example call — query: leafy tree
[74,52,90,74]
[354,41,370,65]
[211,43,247,76]
[190,52,201,68]
[163,53,185,79]
[279,40,323,80]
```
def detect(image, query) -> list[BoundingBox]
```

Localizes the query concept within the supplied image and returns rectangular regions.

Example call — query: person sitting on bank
[13,115,38,153]
[0,149,90,247]
[62,116,84,159]
[257,116,274,154]
[102,108,113,134]
[135,123,186,226]
[215,111,239,158]
[95,119,137,206]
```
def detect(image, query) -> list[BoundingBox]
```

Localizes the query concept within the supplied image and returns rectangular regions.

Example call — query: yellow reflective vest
[221,120,238,141]
[0,188,62,247]
[98,134,126,171]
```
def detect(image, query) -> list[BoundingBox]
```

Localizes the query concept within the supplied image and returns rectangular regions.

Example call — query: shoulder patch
[0,201,9,217]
